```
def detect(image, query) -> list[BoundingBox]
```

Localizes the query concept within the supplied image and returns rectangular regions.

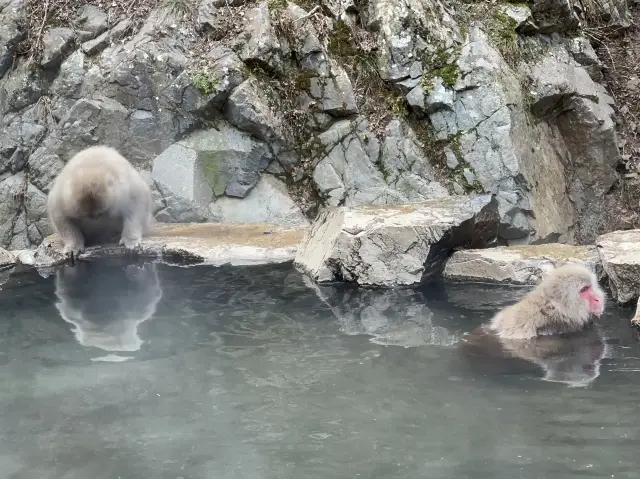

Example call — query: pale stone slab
[444,244,601,285]
[596,229,640,304]
[13,222,308,270]
[294,194,499,287]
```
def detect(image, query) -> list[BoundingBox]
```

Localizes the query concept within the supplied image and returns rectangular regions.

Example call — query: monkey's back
[48,146,152,247]
[61,146,140,181]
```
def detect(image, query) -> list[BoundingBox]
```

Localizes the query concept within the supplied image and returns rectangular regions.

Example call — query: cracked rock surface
[0,0,630,252]
[443,244,602,285]
[596,229,640,304]
[294,194,499,287]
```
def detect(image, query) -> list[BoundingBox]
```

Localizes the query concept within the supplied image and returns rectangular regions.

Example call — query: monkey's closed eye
[580,285,590,293]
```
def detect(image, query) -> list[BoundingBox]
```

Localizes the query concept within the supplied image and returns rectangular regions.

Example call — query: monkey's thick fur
[489,264,605,340]
[47,146,153,257]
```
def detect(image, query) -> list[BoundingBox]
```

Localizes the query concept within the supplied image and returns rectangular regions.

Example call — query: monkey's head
[71,171,117,219]
[540,264,605,322]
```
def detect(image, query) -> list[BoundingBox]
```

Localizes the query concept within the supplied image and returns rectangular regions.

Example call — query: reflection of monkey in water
[461,325,608,387]
[54,259,163,352]
[489,264,605,339]
[460,264,608,387]
[46,146,153,259]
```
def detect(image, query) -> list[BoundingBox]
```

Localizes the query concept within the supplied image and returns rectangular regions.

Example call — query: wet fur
[488,264,605,339]
[47,146,153,258]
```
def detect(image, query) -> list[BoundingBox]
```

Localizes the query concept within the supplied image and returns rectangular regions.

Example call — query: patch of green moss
[293,69,318,91]
[385,92,409,119]
[376,160,391,182]
[198,152,231,197]
[162,0,195,16]
[421,63,460,94]
[442,133,485,193]
[453,165,484,193]
[487,9,519,66]
[420,46,461,93]
[447,131,463,159]
[268,0,288,13]
[328,20,359,58]
[191,70,220,96]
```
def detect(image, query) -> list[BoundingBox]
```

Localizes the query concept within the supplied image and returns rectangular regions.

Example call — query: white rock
[208,175,310,227]
[294,194,499,287]
[596,229,640,303]
[444,244,601,285]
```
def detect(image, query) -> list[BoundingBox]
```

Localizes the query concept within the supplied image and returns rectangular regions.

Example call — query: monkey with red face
[488,264,605,339]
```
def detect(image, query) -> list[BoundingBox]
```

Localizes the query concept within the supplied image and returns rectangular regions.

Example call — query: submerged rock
[596,229,640,304]
[294,194,499,287]
[15,222,308,270]
[443,244,602,285]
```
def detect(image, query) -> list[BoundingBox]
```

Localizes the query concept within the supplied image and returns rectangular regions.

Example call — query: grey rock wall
[0,0,627,249]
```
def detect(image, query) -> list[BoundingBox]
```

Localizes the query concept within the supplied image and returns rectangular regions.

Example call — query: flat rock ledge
[294,194,499,287]
[596,229,640,304]
[443,244,602,285]
[11,222,307,271]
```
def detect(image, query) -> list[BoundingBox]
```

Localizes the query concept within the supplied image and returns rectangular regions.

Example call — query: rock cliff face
[0,0,630,249]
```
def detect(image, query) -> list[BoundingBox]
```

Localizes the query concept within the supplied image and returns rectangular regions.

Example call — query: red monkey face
[579,284,604,316]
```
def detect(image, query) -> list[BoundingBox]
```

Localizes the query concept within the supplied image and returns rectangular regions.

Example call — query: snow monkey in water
[488,263,605,339]
[47,146,153,259]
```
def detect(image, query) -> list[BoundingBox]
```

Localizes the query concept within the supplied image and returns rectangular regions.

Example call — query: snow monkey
[488,263,605,340]
[47,146,153,258]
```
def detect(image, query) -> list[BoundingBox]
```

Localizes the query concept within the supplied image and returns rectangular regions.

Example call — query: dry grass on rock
[18,0,163,60]
[587,7,640,231]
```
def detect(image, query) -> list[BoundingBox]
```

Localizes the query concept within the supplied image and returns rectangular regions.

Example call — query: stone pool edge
[2,209,640,312]
[8,222,308,273]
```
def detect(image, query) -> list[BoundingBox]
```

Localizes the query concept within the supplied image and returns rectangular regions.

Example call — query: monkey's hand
[119,235,143,251]
[61,243,85,259]
[631,316,640,328]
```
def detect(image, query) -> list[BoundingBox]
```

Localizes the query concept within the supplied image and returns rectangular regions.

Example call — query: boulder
[237,2,286,73]
[0,0,25,79]
[177,124,272,198]
[530,0,581,33]
[294,194,499,287]
[443,244,602,285]
[75,4,109,42]
[307,57,358,116]
[224,76,287,149]
[81,18,132,55]
[40,27,75,69]
[596,229,640,304]
[367,0,462,81]
[151,142,214,221]
[208,175,310,227]
[312,117,449,207]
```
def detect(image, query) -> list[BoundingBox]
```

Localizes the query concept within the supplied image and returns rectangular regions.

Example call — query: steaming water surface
[0,259,638,479]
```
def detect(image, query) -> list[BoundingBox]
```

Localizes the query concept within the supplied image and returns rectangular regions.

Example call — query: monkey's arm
[119,185,151,250]
[49,208,85,257]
